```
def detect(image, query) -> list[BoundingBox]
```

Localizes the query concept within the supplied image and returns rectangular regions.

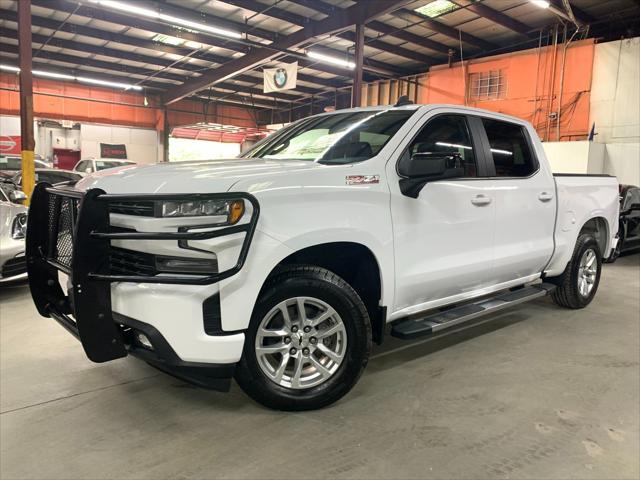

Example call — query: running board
[390,283,556,340]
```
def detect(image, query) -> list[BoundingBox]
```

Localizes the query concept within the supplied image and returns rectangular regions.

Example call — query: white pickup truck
[26,103,619,410]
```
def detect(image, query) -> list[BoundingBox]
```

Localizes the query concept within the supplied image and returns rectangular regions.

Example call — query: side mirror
[9,190,27,204]
[398,151,464,198]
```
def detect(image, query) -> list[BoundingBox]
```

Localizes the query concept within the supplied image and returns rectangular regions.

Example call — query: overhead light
[307,51,355,69]
[1,64,142,91]
[89,0,242,39]
[32,69,75,80]
[414,0,457,18]
[153,34,184,46]
[530,0,550,8]
[77,76,142,91]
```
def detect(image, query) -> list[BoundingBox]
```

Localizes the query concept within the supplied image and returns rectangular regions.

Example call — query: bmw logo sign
[273,68,288,88]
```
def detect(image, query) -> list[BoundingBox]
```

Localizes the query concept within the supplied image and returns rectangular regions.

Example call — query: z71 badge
[345,175,380,185]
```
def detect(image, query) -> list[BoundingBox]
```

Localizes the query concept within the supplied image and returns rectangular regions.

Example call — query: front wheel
[235,265,372,411]
[551,234,602,309]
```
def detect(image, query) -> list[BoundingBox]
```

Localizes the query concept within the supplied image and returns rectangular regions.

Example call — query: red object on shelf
[53,148,80,170]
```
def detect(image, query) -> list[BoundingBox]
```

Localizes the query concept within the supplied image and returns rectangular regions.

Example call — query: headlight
[160,199,245,224]
[11,213,27,239]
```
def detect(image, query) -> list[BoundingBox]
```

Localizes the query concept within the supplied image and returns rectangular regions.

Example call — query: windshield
[95,160,134,171]
[245,109,415,164]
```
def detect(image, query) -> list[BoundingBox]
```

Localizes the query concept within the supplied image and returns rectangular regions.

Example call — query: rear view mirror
[9,190,27,204]
[398,152,465,198]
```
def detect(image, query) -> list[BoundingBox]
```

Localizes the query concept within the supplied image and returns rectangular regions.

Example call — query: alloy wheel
[255,296,347,389]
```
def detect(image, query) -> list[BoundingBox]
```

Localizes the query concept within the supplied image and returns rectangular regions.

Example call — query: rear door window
[482,118,538,177]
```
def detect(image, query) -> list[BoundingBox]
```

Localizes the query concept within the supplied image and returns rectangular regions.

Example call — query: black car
[7,168,83,186]
[608,184,640,262]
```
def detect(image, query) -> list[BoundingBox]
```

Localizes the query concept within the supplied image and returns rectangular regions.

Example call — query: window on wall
[469,70,506,100]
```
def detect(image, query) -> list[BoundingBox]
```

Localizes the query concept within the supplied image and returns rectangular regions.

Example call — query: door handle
[471,195,492,206]
[538,192,554,202]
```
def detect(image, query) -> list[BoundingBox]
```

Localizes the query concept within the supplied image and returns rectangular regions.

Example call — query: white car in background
[73,158,135,174]
[0,155,50,170]
[0,182,27,283]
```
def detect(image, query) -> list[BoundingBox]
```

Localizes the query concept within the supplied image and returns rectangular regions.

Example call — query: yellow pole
[21,150,35,204]
[18,0,35,205]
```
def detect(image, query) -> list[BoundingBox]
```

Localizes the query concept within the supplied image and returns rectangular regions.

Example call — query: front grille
[109,201,155,217]
[109,247,157,276]
[2,256,27,278]
[47,194,78,270]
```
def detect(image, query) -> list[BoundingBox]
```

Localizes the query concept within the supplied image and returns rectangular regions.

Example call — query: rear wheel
[551,234,602,309]
[235,265,371,410]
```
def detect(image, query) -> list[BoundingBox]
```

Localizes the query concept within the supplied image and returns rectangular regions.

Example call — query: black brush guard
[26,182,260,372]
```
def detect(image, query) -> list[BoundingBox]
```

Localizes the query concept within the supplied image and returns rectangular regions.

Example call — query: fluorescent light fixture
[530,0,550,8]
[89,0,242,39]
[153,34,184,46]
[307,51,355,69]
[32,69,75,80]
[1,64,142,91]
[160,13,242,39]
[415,0,457,18]
[77,76,142,91]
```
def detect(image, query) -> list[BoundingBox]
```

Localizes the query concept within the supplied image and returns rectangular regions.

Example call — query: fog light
[155,256,218,274]
[136,332,153,350]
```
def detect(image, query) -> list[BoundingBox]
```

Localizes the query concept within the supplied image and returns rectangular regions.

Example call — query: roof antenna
[394,95,413,107]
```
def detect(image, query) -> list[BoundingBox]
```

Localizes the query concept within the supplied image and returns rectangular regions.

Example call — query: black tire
[235,265,372,411]
[550,234,602,309]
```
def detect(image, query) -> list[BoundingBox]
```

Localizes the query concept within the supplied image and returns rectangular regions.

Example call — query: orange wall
[365,39,595,141]
[0,73,257,137]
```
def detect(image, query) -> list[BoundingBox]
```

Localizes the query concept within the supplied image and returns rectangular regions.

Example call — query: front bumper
[0,235,27,283]
[25,183,259,390]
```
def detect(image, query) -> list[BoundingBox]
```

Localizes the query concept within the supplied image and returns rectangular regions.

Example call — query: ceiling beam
[220,0,437,64]
[287,0,452,55]
[163,0,413,105]
[0,51,279,109]
[392,8,497,51]
[451,0,533,38]
[0,9,343,91]
[548,0,595,25]
[0,29,311,102]
[29,0,375,83]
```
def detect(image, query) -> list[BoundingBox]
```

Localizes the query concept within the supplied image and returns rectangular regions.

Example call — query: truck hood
[74,158,323,194]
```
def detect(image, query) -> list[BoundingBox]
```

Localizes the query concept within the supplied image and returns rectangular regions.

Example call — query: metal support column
[351,23,365,108]
[163,107,170,162]
[18,0,35,203]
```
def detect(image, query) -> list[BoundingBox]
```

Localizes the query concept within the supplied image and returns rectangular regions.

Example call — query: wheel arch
[579,216,610,256]
[262,241,386,344]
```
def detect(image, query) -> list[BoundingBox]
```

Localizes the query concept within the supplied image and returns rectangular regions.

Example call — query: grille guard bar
[26,183,260,362]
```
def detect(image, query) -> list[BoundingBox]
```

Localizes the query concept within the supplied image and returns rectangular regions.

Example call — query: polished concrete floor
[1,254,638,480]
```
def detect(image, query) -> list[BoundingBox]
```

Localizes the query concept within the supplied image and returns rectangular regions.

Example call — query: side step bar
[390,283,556,340]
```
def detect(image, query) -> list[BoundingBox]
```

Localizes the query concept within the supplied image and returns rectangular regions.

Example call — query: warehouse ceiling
[1,0,639,120]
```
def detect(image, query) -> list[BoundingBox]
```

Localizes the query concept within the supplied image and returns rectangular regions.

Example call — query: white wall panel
[590,38,640,143]
[80,123,158,165]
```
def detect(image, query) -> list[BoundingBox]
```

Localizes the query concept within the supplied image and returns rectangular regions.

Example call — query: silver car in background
[0,182,28,283]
